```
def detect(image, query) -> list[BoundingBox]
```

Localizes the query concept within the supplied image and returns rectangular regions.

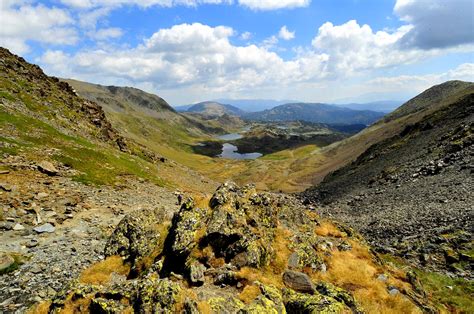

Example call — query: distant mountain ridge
[245,102,385,125]
[185,101,245,116]
[334,100,403,113]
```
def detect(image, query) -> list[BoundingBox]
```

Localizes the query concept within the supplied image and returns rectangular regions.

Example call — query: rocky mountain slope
[302,82,474,279]
[28,183,435,313]
[186,101,245,117]
[245,103,385,125]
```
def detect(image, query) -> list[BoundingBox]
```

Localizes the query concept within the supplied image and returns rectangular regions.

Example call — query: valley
[0,48,473,313]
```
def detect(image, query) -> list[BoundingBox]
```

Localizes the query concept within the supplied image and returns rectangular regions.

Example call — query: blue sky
[1,0,473,106]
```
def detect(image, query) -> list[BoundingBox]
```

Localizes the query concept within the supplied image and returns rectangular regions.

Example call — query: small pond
[219,143,262,160]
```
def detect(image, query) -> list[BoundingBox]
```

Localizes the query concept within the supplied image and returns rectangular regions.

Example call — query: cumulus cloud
[38,23,328,92]
[312,20,422,75]
[279,26,295,40]
[394,0,474,49]
[368,63,474,93]
[38,19,471,104]
[240,31,252,40]
[0,2,77,54]
[238,0,310,10]
[89,27,123,40]
[60,0,232,9]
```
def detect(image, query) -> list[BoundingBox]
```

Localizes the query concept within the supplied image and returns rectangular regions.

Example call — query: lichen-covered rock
[209,297,245,313]
[89,298,127,314]
[283,288,347,313]
[105,208,165,265]
[315,282,362,313]
[288,232,324,270]
[201,182,277,268]
[133,276,182,313]
[168,198,208,257]
[187,260,206,286]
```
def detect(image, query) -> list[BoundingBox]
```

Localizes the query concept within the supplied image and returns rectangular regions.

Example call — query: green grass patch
[0,109,168,187]
[416,270,474,312]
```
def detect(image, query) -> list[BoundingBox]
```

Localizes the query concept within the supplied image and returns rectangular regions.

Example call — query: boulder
[37,161,58,176]
[282,270,315,294]
[105,208,164,265]
[283,288,347,313]
[33,223,55,233]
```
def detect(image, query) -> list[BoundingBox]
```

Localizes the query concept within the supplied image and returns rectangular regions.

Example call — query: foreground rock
[40,182,433,313]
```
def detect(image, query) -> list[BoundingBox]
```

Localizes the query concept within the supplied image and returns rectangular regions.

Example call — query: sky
[1,0,473,106]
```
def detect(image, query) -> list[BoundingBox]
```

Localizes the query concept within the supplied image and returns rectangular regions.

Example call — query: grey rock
[37,161,58,176]
[282,270,315,294]
[33,223,55,233]
[13,223,25,231]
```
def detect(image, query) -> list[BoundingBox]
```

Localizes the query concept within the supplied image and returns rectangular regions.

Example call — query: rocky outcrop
[42,182,431,313]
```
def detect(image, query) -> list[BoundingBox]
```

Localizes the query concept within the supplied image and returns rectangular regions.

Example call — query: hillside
[187,101,245,116]
[246,103,385,125]
[302,84,473,278]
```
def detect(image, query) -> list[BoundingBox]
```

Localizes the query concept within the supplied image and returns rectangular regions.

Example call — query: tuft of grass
[26,301,52,314]
[79,256,130,285]
[197,301,212,314]
[315,221,346,238]
[313,240,420,313]
[238,285,261,304]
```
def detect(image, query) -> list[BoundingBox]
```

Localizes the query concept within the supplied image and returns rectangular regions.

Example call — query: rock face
[43,182,430,313]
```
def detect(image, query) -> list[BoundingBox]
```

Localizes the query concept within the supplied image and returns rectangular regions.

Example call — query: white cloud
[311,20,425,75]
[60,0,232,9]
[238,0,310,10]
[394,0,474,49]
[38,23,328,93]
[89,27,123,40]
[368,63,474,92]
[37,19,473,104]
[278,26,295,40]
[240,31,252,40]
[0,2,77,54]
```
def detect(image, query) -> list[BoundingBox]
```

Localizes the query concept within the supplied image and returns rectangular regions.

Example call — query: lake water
[217,133,243,141]
[219,143,262,160]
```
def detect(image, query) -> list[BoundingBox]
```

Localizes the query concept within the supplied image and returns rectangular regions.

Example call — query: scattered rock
[12,223,24,231]
[0,254,16,274]
[0,182,12,192]
[33,223,55,233]
[37,161,58,176]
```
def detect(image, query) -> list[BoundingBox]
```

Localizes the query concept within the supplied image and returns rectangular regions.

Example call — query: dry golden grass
[61,295,92,314]
[315,221,346,238]
[312,240,420,313]
[238,285,261,304]
[26,301,51,314]
[197,301,213,314]
[79,255,130,285]
[271,226,293,274]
